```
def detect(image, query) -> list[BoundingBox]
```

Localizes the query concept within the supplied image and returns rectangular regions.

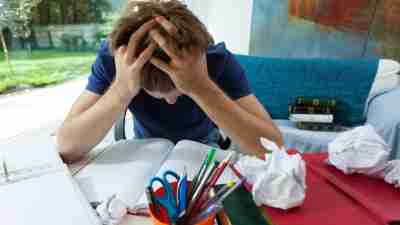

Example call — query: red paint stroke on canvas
[289,0,372,32]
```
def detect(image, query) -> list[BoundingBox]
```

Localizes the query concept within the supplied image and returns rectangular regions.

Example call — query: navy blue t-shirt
[86,41,252,143]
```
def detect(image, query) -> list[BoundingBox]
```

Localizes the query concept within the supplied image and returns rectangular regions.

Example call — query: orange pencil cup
[149,181,216,225]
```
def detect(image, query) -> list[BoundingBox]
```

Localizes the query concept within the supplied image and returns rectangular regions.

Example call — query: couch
[114,56,400,159]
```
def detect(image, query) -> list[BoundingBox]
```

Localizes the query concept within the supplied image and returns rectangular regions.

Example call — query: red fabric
[303,152,400,224]
[230,150,400,225]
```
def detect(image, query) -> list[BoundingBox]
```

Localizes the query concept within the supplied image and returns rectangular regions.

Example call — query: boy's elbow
[56,134,86,164]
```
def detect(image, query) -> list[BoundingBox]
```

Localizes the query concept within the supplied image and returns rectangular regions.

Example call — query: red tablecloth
[231,151,400,225]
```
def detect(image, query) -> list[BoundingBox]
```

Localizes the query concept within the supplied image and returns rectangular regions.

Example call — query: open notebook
[73,139,238,209]
[0,135,100,225]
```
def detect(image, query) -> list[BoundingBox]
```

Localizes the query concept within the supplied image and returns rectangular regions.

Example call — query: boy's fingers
[134,42,157,68]
[150,29,179,60]
[115,46,127,61]
[155,16,178,36]
[150,57,174,75]
[126,19,157,63]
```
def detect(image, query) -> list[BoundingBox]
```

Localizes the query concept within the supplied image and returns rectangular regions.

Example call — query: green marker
[191,148,217,197]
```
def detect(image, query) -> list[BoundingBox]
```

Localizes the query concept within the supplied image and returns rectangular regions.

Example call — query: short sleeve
[216,50,252,100]
[86,43,114,95]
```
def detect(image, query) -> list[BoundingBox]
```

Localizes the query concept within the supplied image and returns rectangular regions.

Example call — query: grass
[0,49,96,93]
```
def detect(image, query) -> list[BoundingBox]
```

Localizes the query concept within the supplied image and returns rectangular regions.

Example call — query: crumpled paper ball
[236,138,306,210]
[328,124,399,188]
[96,195,127,225]
[328,124,390,175]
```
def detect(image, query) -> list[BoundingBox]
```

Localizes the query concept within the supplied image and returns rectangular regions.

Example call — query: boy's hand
[149,16,213,96]
[114,19,157,102]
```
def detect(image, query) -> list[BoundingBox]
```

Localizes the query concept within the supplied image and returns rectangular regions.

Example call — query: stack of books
[289,97,341,131]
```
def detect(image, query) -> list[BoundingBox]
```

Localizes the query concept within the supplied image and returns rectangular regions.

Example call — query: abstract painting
[250,0,400,61]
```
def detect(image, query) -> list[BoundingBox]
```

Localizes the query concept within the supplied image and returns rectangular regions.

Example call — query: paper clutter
[236,137,306,210]
[96,195,128,225]
[328,124,399,188]
[327,124,390,175]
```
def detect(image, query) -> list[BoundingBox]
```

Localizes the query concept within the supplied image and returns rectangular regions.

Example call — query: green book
[217,185,272,225]
[296,97,337,108]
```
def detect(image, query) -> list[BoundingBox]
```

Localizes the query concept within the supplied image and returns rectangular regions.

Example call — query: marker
[187,161,218,216]
[195,153,235,208]
[200,179,244,212]
[190,149,217,197]
[199,181,235,210]
[189,203,223,225]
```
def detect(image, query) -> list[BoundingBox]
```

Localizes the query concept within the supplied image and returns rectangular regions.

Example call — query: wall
[187,0,253,55]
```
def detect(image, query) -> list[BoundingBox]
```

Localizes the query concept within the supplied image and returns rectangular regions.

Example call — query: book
[0,139,100,225]
[289,113,334,123]
[295,97,337,108]
[73,139,239,210]
[288,105,333,114]
[295,122,349,132]
[217,185,271,225]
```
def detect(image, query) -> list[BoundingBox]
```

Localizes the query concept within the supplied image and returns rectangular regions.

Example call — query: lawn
[0,49,96,93]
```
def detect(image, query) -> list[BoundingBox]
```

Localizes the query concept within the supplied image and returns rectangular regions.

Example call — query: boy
[57,0,283,163]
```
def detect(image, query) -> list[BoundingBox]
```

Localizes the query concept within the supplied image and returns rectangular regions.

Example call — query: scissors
[149,170,181,224]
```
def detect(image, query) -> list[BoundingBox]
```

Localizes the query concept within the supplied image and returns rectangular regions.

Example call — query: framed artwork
[250,0,400,61]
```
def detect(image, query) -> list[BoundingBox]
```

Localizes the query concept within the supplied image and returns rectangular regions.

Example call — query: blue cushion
[235,55,379,126]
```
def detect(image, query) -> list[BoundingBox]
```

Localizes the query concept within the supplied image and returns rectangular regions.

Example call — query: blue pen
[177,166,188,218]
[189,203,223,225]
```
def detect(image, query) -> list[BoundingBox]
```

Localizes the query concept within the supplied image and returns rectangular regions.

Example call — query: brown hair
[109,0,214,93]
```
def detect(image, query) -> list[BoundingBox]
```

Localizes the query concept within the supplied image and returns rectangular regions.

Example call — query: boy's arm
[56,86,131,164]
[57,20,158,163]
[189,81,284,157]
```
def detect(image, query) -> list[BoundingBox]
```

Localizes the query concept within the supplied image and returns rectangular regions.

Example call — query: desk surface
[121,215,152,225]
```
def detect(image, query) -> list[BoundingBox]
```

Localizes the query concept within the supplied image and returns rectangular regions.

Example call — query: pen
[2,159,9,182]
[177,166,188,218]
[187,161,218,216]
[191,149,217,195]
[189,203,224,225]
[199,181,235,210]
[195,152,235,208]
[200,179,244,212]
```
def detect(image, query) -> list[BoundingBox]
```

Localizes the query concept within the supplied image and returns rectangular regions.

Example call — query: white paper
[74,139,174,208]
[384,160,400,188]
[0,133,62,174]
[328,124,390,175]
[236,138,306,210]
[0,166,100,225]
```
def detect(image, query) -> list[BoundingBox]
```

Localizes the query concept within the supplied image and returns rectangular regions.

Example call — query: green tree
[8,0,42,54]
[0,1,15,76]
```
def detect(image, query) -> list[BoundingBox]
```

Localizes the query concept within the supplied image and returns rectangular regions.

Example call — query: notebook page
[0,133,62,173]
[0,165,100,225]
[74,139,174,208]
[155,140,238,183]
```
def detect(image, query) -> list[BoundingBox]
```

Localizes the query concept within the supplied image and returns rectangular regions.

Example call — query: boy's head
[109,0,214,104]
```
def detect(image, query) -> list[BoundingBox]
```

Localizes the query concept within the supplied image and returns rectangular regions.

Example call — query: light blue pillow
[235,55,379,126]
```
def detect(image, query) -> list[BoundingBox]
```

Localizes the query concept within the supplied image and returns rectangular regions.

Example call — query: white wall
[187,0,253,55]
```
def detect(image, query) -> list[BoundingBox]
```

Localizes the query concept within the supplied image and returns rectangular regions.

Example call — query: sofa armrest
[366,86,400,159]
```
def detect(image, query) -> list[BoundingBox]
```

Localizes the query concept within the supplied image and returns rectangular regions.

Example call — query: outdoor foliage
[0,49,95,93]
[33,0,112,25]
[0,0,113,94]
[9,0,42,39]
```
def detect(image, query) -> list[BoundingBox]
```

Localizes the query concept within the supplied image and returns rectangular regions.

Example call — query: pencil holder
[149,181,216,225]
